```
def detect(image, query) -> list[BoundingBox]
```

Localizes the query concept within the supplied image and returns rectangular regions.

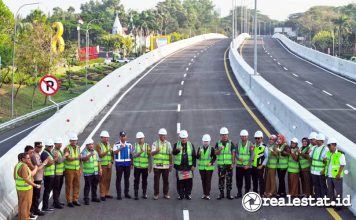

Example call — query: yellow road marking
[224,47,343,220]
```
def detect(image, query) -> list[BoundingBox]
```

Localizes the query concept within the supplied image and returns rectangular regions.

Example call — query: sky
[4,0,356,21]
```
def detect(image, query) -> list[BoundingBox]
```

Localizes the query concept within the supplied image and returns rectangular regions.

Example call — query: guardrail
[0,99,74,132]
[229,34,356,215]
[0,33,226,220]
[273,33,356,81]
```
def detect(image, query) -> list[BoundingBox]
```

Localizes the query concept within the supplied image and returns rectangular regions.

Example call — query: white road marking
[186,67,189,71]
[283,67,288,71]
[188,62,191,66]
[177,123,181,133]
[191,58,194,62]
[323,90,333,96]
[346,104,356,110]
[277,62,281,65]
[181,81,185,85]
[267,52,270,55]
[184,73,187,78]
[179,90,182,96]
[292,73,298,77]
[273,58,276,61]
[0,122,42,144]
[305,81,313,85]
[194,55,196,58]
[270,55,273,58]
[183,210,190,220]
[177,104,181,112]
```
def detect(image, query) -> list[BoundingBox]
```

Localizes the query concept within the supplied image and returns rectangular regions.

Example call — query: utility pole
[240,0,243,33]
[253,0,258,76]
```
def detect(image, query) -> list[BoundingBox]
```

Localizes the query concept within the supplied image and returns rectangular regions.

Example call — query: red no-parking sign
[39,75,60,96]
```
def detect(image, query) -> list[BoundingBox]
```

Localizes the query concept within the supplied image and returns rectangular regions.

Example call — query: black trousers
[134,167,148,194]
[252,167,265,196]
[42,176,55,209]
[176,171,193,197]
[312,174,327,198]
[84,175,100,201]
[199,170,213,196]
[53,175,64,205]
[277,168,287,196]
[236,167,251,193]
[30,180,42,213]
[116,166,131,197]
[327,177,343,201]
[153,168,170,196]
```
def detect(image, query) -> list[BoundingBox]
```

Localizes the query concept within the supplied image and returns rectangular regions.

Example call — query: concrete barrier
[0,33,226,219]
[273,33,356,81]
[229,34,356,215]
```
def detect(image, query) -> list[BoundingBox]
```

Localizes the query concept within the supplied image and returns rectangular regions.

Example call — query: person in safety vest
[325,137,346,211]
[276,134,289,198]
[215,127,236,200]
[64,133,82,207]
[81,138,102,205]
[52,138,65,209]
[287,138,300,198]
[264,134,278,198]
[96,130,114,201]
[308,131,318,149]
[14,153,40,220]
[235,129,254,198]
[299,137,313,197]
[113,131,133,200]
[151,128,173,200]
[197,134,216,200]
[251,131,268,196]
[173,130,196,200]
[132,132,151,200]
[307,133,329,198]
[41,139,58,212]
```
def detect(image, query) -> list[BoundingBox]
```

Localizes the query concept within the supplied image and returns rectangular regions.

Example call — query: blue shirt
[113,141,132,167]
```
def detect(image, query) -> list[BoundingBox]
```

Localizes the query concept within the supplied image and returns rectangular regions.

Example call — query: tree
[333,15,350,56]
[312,31,333,52]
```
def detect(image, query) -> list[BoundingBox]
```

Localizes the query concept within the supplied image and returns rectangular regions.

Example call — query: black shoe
[125,194,132,199]
[185,195,192,200]
[92,198,101,203]
[235,193,242,199]
[67,203,74,208]
[60,202,65,206]
[217,194,224,200]
[42,207,54,212]
[226,194,234,200]
[177,195,184,200]
[105,195,114,199]
[84,201,90,205]
[53,204,63,209]
[101,197,106,201]
[142,194,148,199]
[135,196,139,200]
[29,213,37,220]
[117,196,122,200]
[34,210,46,216]
[73,201,81,206]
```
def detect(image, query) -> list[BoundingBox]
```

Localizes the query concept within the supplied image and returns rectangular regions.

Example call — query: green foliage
[312,31,333,51]
[170,32,189,42]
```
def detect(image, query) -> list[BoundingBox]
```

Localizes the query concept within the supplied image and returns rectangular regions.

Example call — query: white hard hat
[220,127,229,135]
[100,130,110,138]
[69,133,78,141]
[316,133,326,141]
[254,130,263,138]
[291,138,298,143]
[53,137,63,144]
[158,128,167,135]
[179,130,188,138]
[240,129,249,136]
[45,139,54,146]
[86,138,94,145]
[308,131,317,140]
[136,132,145,139]
[202,134,211,142]
[327,137,337,145]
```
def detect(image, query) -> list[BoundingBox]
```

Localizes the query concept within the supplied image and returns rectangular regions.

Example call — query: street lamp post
[253,0,258,76]
[11,3,39,118]
[85,18,101,88]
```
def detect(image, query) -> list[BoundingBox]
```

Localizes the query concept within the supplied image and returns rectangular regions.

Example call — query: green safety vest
[15,162,32,191]
[174,141,193,166]
[133,143,149,168]
[299,146,311,169]
[311,145,326,173]
[99,142,112,166]
[153,140,170,166]
[43,150,55,176]
[82,149,99,175]
[325,151,344,178]
[236,141,251,166]
[267,145,278,169]
[277,144,288,169]
[198,146,215,171]
[53,148,64,175]
[64,145,80,170]
[253,143,265,167]
[287,148,300,173]
[217,141,233,165]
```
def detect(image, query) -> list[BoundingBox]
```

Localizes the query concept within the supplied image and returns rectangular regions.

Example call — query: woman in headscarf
[299,137,313,197]
[276,134,289,197]
[264,134,278,198]
[287,138,300,198]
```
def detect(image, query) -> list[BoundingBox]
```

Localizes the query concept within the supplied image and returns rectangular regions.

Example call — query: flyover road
[37,39,352,220]
[241,37,356,143]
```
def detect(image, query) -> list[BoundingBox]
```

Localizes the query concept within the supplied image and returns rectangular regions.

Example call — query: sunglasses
[255,137,262,139]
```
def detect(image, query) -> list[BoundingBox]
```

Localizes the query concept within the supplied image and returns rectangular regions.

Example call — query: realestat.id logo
[242,192,262,212]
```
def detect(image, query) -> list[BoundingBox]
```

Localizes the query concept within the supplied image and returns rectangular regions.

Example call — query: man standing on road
[215,127,235,200]
[96,130,113,201]
[251,131,268,196]
[133,132,151,200]
[173,130,196,200]
[64,134,81,207]
[235,130,254,198]
[41,140,57,212]
[52,138,65,209]
[113,131,133,200]
[151,128,173,200]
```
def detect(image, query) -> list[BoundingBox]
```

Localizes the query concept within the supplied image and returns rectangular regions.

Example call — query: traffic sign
[39,75,60,96]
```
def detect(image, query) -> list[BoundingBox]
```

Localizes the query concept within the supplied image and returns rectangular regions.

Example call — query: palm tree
[333,15,349,57]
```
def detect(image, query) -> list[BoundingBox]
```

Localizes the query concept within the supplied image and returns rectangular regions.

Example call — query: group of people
[14,127,346,220]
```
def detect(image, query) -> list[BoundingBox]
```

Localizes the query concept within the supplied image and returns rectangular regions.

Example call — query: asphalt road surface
[241,37,356,143]
[30,39,353,220]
